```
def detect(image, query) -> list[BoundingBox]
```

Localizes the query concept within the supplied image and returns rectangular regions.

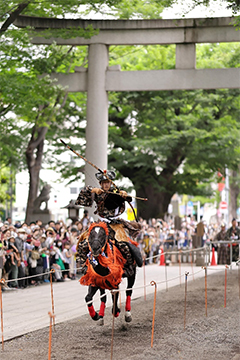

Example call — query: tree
[107,44,240,219]
[1,0,239,222]
[0,0,177,223]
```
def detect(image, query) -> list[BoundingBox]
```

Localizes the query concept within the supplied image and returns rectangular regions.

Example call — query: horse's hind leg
[98,288,107,326]
[85,285,100,321]
[125,267,136,322]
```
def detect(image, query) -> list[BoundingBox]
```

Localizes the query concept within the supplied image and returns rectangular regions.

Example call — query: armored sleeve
[76,238,89,274]
[75,186,93,207]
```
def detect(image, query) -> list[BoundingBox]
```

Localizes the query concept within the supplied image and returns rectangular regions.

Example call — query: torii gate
[15,16,240,188]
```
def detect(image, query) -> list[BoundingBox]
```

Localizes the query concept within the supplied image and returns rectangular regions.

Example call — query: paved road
[0,263,227,341]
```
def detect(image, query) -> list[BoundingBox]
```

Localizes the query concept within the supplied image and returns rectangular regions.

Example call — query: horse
[77,221,143,325]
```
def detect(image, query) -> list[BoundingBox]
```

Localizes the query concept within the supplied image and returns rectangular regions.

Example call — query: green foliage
[109,45,176,70]
[196,43,240,69]
[107,43,240,209]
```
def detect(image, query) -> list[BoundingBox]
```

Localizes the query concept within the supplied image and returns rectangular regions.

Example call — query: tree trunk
[136,183,173,220]
[25,126,48,224]
[229,168,240,220]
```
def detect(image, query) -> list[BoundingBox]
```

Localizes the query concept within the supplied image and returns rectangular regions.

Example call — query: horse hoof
[112,307,121,317]
[125,311,132,323]
[99,317,104,326]
[92,313,100,321]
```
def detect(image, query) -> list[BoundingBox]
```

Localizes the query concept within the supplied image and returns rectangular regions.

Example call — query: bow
[60,139,146,221]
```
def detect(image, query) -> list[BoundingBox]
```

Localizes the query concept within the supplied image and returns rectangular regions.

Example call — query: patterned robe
[214,230,228,265]
[224,226,240,262]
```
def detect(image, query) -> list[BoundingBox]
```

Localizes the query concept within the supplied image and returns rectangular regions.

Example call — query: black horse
[78,221,143,325]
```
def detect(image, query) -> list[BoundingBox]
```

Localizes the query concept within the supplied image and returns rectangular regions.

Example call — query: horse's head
[88,222,109,257]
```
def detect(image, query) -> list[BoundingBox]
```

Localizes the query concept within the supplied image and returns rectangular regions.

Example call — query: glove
[119,190,128,198]
[91,187,104,195]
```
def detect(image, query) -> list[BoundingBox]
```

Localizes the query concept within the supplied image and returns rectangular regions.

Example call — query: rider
[75,170,141,238]
[75,170,142,275]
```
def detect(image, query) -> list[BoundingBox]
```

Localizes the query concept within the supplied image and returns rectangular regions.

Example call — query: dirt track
[1,269,240,360]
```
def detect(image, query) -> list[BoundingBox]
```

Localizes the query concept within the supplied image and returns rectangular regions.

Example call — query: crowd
[0,213,239,290]
[135,216,240,265]
[0,211,92,290]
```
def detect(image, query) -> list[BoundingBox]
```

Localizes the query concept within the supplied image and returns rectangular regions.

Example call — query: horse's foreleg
[112,289,120,317]
[85,285,100,321]
[125,267,136,322]
[98,288,107,325]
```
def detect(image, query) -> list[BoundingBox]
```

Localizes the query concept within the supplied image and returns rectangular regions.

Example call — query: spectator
[69,227,79,278]
[214,223,228,265]
[15,228,26,288]
[80,210,90,231]
[45,227,56,248]
[8,235,20,288]
[39,233,50,283]
[28,240,41,286]
[49,246,64,282]
[165,229,175,249]
[224,218,240,262]
[62,242,72,280]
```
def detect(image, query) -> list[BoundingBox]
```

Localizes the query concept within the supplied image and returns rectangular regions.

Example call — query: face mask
[57,242,62,247]
[19,234,25,240]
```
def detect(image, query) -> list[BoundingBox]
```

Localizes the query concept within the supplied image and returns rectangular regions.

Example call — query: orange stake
[190,249,194,281]
[0,279,5,351]
[111,291,117,360]
[224,266,228,308]
[179,250,182,287]
[204,267,207,317]
[50,270,56,328]
[184,272,189,330]
[150,281,157,348]
[165,263,168,292]
[48,312,55,360]
[237,260,240,300]
[143,257,146,301]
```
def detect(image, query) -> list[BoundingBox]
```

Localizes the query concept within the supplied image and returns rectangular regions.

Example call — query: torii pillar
[85,44,109,188]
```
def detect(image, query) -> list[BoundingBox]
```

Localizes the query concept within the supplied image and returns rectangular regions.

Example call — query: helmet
[95,170,116,182]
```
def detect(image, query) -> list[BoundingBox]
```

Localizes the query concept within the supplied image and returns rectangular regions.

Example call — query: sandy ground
[1,268,240,360]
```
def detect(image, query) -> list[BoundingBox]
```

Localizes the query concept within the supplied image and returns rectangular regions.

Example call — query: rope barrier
[0,261,237,359]
[144,245,206,263]
[0,247,238,354]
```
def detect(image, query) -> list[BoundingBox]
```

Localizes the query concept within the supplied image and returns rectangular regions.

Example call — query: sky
[80,0,239,19]
[161,0,237,19]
